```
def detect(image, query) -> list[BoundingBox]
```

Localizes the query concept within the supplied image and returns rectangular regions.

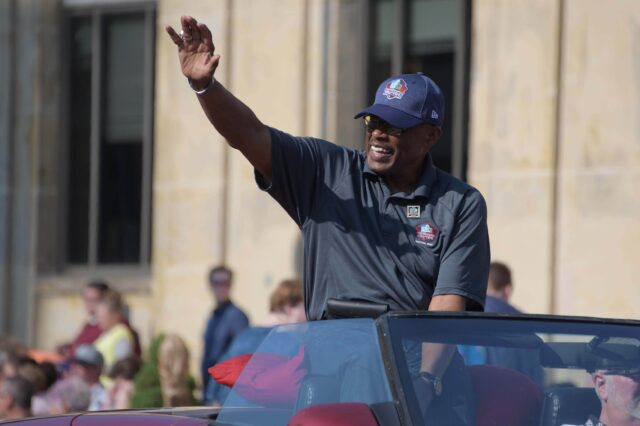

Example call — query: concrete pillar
[468,0,561,314]
[0,0,16,335]
[554,0,640,318]
[0,0,62,343]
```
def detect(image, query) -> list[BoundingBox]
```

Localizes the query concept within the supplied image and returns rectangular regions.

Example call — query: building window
[368,0,471,179]
[65,5,154,266]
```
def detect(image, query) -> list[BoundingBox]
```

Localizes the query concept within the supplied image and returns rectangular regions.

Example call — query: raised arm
[165,16,272,178]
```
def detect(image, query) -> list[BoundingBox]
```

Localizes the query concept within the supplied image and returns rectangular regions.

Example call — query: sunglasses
[363,115,404,137]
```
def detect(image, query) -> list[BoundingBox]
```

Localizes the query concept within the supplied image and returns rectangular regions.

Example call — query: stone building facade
[1,0,638,381]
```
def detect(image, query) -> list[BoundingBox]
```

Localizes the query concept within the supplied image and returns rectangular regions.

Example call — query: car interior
[389,317,640,426]
[211,316,640,426]
[288,340,609,426]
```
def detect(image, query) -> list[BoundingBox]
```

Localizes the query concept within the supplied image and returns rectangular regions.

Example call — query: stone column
[468,0,561,314]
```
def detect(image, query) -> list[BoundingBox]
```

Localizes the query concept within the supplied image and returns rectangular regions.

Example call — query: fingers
[198,23,214,51]
[165,25,183,47]
[180,16,193,41]
[180,15,201,42]
[190,20,201,42]
[203,54,221,79]
[204,54,221,72]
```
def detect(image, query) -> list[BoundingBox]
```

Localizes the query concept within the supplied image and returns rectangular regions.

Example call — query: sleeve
[255,127,352,227]
[114,335,132,360]
[433,189,490,310]
[202,319,213,387]
[230,310,249,338]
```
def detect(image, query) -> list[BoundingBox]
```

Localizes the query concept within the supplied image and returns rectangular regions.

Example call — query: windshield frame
[376,315,416,426]
[380,311,640,426]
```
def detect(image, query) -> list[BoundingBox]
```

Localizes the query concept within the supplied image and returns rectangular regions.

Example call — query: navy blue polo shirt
[256,127,490,320]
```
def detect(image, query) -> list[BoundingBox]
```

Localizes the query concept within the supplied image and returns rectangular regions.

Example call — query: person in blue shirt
[164,17,490,320]
[205,279,305,406]
[166,16,490,424]
[201,266,249,396]
[484,261,521,313]
[484,261,544,388]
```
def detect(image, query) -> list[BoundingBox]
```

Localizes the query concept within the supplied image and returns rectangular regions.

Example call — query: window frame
[60,0,155,274]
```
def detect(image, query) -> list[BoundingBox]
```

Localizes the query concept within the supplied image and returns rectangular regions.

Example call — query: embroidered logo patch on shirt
[407,205,421,218]
[415,222,439,246]
[383,78,409,100]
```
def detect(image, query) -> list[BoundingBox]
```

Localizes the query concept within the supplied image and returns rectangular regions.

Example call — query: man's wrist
[418,371,443,396]
[188,76,216,95]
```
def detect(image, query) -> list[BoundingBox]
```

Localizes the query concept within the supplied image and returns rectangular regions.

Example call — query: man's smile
[368,141,395,162]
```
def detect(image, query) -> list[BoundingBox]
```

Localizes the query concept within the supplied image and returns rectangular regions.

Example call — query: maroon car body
[1,408,214,426]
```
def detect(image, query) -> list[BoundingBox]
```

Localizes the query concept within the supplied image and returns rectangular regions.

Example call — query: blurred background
[0,0,638,394]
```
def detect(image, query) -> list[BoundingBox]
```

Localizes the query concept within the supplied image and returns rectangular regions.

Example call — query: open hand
[166,16,220,89]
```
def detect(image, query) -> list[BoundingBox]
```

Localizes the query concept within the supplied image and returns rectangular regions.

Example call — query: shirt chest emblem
[415,221,439,246]
[406,205,421,218]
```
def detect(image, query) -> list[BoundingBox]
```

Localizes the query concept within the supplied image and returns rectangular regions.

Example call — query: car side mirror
[288,402,379,426]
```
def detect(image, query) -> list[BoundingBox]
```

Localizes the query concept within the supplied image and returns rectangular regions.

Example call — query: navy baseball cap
[354,73,445,129]
[586,337,640,374]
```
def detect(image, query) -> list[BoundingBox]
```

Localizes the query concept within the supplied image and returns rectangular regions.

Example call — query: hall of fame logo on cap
[383,78,408,100]
[407,205,421,218]
[415,222,438,246]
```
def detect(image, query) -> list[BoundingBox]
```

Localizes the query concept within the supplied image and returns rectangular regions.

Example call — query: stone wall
[554,0,640,317]
[469,0,640,318]
[20,0,640,389]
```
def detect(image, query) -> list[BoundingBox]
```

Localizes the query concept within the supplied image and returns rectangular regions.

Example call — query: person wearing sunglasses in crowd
[166,16,490,425]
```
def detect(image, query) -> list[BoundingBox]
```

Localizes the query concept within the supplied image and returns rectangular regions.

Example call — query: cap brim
[602,367,640,375]
[354,104,425,129]
[72,359,97,367]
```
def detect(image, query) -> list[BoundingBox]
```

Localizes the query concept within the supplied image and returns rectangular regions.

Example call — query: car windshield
[217,318,393,426]
[214,314,640,426]
[386,314,640,426]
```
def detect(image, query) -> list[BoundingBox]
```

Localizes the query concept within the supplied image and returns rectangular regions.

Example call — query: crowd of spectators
[0,281,195,421]
[0,270,305,421]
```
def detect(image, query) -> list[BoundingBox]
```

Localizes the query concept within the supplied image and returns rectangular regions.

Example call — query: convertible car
[4,311,640,425]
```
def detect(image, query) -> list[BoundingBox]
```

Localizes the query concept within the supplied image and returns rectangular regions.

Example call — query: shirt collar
[214,300,232,314]
[362,153,437,199]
